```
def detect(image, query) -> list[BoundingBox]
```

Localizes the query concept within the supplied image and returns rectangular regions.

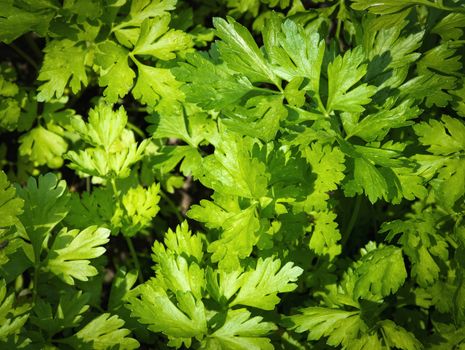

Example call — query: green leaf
[379,320,422,350]
[45,226,110,285]
[308,211,342,259]
[400,72,457,108]
[108,267,138,312]
[162,221,204,264]
[127,222,208,347]
[302,142,345,209]
[63,313,139,350]
[207,204,261,270]
[229,257,303,310]
[205,309,276,350]
[0,0,56,43]
[340,140,411,203]
[128,282,207,348]
[362,15,423,72]
[0,171,23,229]
[0,67,22,131]
[381,214,449,287]
[213,16,280,86]
[326,47,376,113]
[199,133,269,198]
[265,17,325,94]
[66,140,148,178]
[289,307,362,348]
[223,95,287,142]
[432,13,465,41]
[188,197,237,230]
[31,291,90,336]
[224,0,261,16]
[117,183,160,237]
[65,187,115,230]
[19,125,68,168]
[173,51,254,110]
[62,0,103,19]
[132,65,182,107]
[66,105,148,178]
[71,103,128,150]
[415,115,465,156]
[0,172,24,265]
[94,41,135,103]
[148,103,216,147]
[0,98,21,132]
[151,245,205,300]
[414,115,465,207]
[352,245,407,299]
[37,39,88,102]
[124,0,177,28]
[351,0,416,14]
[344,99,420,142]
[345,157,391,203]
[435,158,465,208]
[133,15,192,60]
[417,43,463,77]
[16,173,69,260]
[0,279,30,340]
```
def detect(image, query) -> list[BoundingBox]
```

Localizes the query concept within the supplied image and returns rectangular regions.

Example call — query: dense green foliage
[1,0,465,349]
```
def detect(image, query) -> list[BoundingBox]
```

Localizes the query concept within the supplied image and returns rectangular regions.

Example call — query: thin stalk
[125,236,144,284]
[252,86,282,95]
[110,178,144,284]
[315,94,329,117]
[32,259,41,304]
[341,195,362,247]
[9,43,38,70]
[336,18,343,50]
[25,33,43,60]
[160,189,183,222]
[110,178,118,197]
[127,121,146,138]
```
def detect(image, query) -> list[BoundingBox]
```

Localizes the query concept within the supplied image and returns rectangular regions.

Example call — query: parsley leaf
[204,309,276,350]
[94,41,135,103]
[63,313,139,350]
[0,279,30,341]
[229,257,303,310]
[45,226,110,285]
[0,171,23,229]
[16,173,69,261]
[326,47,376,113]
[37,39,88,102]
[213,16,280,87]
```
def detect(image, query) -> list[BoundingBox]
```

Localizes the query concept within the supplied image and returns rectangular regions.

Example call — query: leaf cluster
[1,0,465,349]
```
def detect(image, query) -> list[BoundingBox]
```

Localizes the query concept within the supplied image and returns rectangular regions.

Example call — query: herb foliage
[1,0,465,349]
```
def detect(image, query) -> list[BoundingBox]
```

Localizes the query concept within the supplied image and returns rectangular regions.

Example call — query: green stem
[160,189,183,222]
[252,86,282,95]
[336,18,342,46]
[25,33,43,60]
[316,94,329,117]
[110,178,118,197]
[127,121,146,138]
[32,261,40,304]
[125,236,144,284]
[9,43,38,70]
[341,195,362,247]
[110,177,144,283]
